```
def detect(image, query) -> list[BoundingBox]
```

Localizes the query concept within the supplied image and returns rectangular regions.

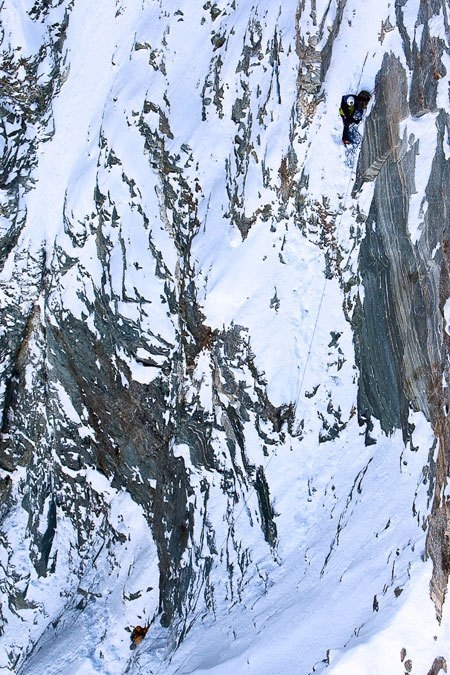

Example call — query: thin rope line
[163,55,372,674]
[293,164,354,415]
[357,52,369,92]
[293,274,327,415]
[206,52,371,567]
[213,155,359,586]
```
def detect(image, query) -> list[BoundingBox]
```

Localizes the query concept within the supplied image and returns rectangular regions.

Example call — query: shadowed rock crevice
[254,465,277,548]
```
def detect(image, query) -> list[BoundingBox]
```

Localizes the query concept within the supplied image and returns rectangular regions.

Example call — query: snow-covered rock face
[0,0,449,673]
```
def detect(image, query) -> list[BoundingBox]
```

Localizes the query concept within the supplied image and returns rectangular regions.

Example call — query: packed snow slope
[0,0,449,673]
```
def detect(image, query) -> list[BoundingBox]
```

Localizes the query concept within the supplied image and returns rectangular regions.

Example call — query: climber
[339,90,371,144]
[130,624,149,648]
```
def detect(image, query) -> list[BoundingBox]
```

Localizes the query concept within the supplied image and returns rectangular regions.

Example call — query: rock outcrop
[352,3,450,619]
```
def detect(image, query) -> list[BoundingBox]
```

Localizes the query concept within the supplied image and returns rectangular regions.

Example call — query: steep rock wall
[0,0,449,671]
[352,2,450,618]
[0,2,300,665]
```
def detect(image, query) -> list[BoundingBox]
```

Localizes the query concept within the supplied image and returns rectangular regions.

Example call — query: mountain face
[0,0,449,673]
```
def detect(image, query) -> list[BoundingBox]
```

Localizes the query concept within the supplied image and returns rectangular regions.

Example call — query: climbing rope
[357,52,369,92]
[292,164,355,419]
[292,53,370,415]
[210,53,373,557]
[155,53,373,673]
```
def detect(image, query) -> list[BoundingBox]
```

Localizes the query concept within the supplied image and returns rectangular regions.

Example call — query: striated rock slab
[353,39,450,617]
